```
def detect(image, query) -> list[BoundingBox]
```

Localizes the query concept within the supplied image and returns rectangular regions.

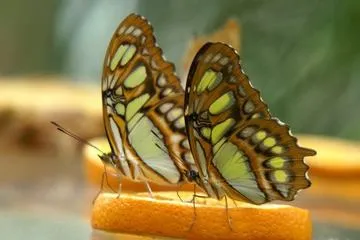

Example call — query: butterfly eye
[98,154,107,162]
[104,90,112,97]
[186,170,199,181]
[188,112,198,122]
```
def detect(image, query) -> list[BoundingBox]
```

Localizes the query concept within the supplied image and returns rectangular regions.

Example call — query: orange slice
[83,137,194,192]
[298,134,360,177]
[91,192,311,240]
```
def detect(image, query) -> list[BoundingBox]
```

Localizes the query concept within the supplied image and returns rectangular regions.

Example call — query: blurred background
[1,0,360,239]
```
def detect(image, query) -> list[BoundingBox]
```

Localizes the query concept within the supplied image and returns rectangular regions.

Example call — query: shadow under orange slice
[91,192,311,240]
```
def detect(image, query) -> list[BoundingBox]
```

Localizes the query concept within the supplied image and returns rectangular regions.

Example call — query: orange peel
[91,192,311,240]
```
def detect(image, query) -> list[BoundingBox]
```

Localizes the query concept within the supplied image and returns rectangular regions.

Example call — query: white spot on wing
[212,53,221,63]
[170,134,183,144]
[166,108,183,122]
[238,85,246,97]
[184,152,195,164]
[159,102,174,113]
[142,48,149,55]
[102,77,108,92]
[244,100,255,113]
[125,26,135,35]
[229,76,236,83]
[219,57,229,65]
[157,74,167,87]
[106,97,113,106]
[132,28,142,37]
[174,117,185,129]
[204,53,213,63]
[181,139,190,149]
[151,58,159,70]
[161,88,173,97]
[110,71,120,88]
[118,26,126,34]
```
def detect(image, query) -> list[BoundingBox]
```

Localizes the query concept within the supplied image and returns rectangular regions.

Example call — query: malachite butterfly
[101,13,315,204]
[184,42,316,204]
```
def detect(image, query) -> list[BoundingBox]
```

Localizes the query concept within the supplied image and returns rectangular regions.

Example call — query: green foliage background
[1,0,359,140]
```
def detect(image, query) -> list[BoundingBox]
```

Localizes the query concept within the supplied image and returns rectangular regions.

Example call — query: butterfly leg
[92,168,118,202]
[103,166,118,193]
[224,195,234,232]
[143,180,153,198]
[137,166,153,198]
[232,198,238,208]
[176,190,185,202]
[92,171,106,204]
[115,173,123,199]
[102,168,123,197]
[187,184,209,232]
[188,184,198,231]
[176,184,198,203]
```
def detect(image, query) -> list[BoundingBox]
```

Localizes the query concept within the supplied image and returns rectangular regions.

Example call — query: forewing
[184,42,270,185]
[102,14,194,184]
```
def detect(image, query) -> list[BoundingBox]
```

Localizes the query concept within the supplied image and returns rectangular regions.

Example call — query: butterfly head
[98,152,124,168]
[185,169,207,186]
[103,89,126,103]
[187,111,211,128]
[98,153,113,165]
[188,112,198,122]
[186,169,199,181]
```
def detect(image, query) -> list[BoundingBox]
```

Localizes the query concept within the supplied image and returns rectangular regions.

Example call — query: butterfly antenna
[50,121,106,155]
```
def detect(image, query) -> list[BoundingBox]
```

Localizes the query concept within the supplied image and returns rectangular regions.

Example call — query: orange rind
[91,192,311,240]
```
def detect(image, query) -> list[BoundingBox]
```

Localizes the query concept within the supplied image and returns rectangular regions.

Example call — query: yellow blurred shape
[182,18,241,79]
[298,134,360,177]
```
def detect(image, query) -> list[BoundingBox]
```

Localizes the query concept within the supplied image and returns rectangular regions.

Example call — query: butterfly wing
[102,14,194,185]
[185,42,315,203]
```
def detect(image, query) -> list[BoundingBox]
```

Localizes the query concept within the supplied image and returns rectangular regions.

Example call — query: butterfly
[101,13,196,190]
[184,42,316,204]
[102,13,315,205]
